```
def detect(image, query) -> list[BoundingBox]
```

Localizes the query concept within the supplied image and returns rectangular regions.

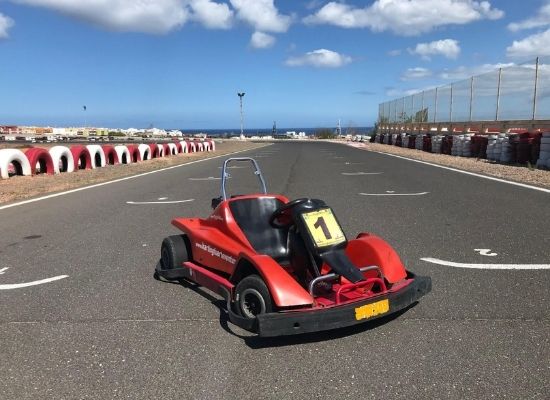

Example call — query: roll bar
[220,157,268,201]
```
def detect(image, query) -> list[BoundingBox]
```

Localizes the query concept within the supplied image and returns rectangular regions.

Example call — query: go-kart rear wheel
[160,235,190,270]
[235,275,273,320]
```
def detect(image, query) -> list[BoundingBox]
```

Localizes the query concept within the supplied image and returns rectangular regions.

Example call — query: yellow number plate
[302,208,346,248]
[355,299,390,321]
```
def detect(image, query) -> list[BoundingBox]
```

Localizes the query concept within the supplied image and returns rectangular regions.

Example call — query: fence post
[469,76,474,121]
[496,68,502,121]
[450,84,454,122]
[420,91,428,123]
[434,87,438,123]
[533,57,539,120]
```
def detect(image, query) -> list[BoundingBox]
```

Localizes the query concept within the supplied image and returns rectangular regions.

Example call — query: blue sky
[0,0,549,129]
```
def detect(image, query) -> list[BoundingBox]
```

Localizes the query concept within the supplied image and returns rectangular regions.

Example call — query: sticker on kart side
[355,299,390,321]
[301,208,346,248]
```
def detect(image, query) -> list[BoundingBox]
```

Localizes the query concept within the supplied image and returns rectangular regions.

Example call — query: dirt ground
[0,141,268,204]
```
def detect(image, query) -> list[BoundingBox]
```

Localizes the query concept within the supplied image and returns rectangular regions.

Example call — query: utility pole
[237,92,245,138]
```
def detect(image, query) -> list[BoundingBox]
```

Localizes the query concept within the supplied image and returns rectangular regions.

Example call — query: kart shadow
[154,272,418,348]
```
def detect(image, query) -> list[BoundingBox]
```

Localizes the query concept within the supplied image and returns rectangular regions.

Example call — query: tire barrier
[0,148,32,179]
[0,139,216,180]
[49,145,75,174]
[70,146,92,170]
[157,144,166,157]
[431,135,443,154]
[25,148,55,175]
[148,143,160,158]
[101,145,119,165]
[537,132,550,169]
[86,145,106,169]
[114,145,131,164]
[167,143,178,155]
[126,144,141,162]
[138,144,151,161]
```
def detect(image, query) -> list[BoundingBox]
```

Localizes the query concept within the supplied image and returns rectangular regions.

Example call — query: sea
[171,127,373,138]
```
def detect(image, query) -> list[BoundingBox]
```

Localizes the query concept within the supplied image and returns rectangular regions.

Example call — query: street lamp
[237,92,245,137]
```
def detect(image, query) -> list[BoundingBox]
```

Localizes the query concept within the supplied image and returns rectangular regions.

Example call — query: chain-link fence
[379,56,550,124]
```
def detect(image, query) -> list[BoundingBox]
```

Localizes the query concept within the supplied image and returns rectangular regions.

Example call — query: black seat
[228,197,289,263]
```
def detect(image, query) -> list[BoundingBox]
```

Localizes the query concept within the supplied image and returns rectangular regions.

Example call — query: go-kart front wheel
[160,234,190,270]
[235,275,273,320]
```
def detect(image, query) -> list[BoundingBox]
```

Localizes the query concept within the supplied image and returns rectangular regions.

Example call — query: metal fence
[379,56,550,124]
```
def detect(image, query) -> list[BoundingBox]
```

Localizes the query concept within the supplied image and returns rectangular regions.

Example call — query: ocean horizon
[171,127,374,137]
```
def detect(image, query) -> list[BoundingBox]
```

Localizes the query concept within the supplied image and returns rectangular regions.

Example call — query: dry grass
[347,141,550,189]
[0,141,268,204]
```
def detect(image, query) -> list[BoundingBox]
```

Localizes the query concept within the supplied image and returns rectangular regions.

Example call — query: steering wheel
[269,198,310,228]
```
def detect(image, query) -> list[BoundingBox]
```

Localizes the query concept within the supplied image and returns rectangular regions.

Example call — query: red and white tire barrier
[86,145,106,168]
[195,141,204,152]
[101,145,119,165]
[180,141,189,153]
[138,144,151,160]
[0,148,32,179]
[49,145,75,174]
[187,141,196,153]
[207,139,215,151]
[70,146,92,170]
[156,144,165,157]
[126,144,141,162]
[25,148,55,175]
[166,143,177,155]
[114,145,131,164]
[148,143,162,158]
[174,142,183,154]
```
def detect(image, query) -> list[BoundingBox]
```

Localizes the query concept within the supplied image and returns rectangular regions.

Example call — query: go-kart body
[156,158,431,337]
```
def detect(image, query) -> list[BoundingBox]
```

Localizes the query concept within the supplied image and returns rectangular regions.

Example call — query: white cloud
[508,2,550,32]
[439,63,515,80]
[250,31,275,49]
[0,13,15,39]
[13,0,189,34]
[189,0,233,29]
[408,39,460,60]
[303,0,503,36]
[506,28,550,58]
[285,49,352,68]
[401,67,432,80]
[387,49,402,56]
[230,0,291,33]
[12,0,237,33]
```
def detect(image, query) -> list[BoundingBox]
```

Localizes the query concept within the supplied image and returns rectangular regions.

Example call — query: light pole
[237,92,245,138]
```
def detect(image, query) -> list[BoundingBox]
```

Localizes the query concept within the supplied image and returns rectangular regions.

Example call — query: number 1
[314,216,332,240]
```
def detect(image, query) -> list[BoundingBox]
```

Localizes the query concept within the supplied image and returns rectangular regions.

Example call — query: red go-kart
[155,158,431,337]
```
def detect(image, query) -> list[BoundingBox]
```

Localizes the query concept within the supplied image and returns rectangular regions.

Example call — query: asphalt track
[1,141,548,399]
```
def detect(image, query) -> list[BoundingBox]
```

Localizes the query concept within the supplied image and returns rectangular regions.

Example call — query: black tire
[160,235,190,270]
[235,275,273,320]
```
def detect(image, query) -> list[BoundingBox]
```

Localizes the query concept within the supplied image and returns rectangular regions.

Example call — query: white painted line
[0,267,8,275]
[369,151,550,194]
[0,147,262,211]
[342,172,383,176]
[0,275,69,290]
[126,199,194,205]
[359,192,429,196]
[474,249,498,257]
[189,177,221,181]
[421,257,550,270]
